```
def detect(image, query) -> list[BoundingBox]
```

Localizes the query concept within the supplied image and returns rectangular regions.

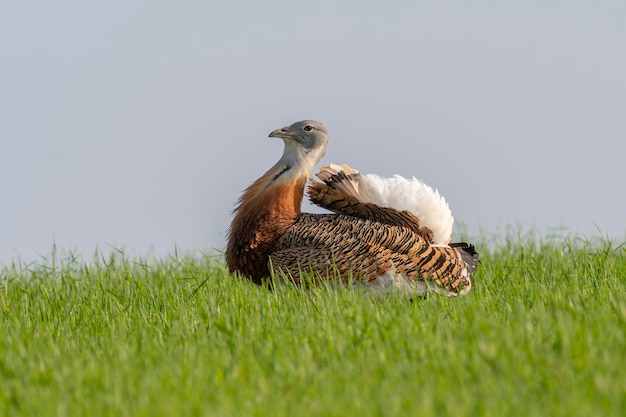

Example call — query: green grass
[1,234,625,417]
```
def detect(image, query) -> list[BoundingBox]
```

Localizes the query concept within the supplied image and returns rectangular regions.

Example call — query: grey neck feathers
[271,143,326,183]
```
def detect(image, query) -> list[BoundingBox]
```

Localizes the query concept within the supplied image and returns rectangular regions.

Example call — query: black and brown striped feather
[270,213,471,293]
[307,179,435,243]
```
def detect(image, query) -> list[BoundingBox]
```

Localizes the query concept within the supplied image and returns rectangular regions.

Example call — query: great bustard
[226,120,478,297]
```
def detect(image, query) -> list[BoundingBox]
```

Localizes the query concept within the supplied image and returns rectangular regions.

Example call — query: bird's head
[268,120,329,174]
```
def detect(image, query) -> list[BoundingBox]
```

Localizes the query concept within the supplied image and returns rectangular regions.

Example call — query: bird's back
[271,212,472,295]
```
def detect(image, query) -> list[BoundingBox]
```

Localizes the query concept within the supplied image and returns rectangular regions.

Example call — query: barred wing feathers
[308,164,454,245]
[271,213,472,295]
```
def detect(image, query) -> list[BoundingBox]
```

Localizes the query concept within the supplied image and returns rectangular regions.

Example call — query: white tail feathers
[317,164,454,245]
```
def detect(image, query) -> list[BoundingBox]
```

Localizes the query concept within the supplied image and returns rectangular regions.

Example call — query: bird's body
[226,120,478,297]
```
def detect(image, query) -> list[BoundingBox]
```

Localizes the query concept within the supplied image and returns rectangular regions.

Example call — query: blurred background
[1,1,625,265]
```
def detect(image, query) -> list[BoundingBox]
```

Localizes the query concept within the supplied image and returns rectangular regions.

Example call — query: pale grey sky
[1,1,625,265]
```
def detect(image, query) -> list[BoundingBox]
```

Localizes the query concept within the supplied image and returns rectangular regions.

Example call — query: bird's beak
[268,127,292,139]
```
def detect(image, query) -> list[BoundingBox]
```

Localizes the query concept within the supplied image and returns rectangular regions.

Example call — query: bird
[225,119,479,297]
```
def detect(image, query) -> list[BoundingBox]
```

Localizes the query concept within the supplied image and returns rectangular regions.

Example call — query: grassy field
[1,233,625,417]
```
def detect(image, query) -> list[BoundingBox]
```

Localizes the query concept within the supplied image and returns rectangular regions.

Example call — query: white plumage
[322,164,454,245]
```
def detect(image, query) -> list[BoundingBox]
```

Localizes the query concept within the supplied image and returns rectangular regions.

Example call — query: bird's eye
[303,125,313,132]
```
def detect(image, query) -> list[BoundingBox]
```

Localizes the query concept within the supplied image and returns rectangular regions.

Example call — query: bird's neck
[237,154,311,216]
[226,158,310,280]
[232,144,321,222]
[243,168,306,219]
